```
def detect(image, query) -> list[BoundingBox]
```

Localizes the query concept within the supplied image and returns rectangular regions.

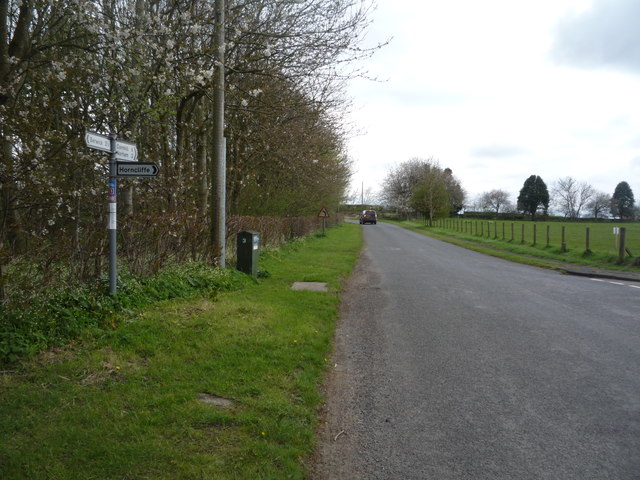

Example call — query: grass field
[437,219,640,254]
[0,223,362,479]
[394,218,640,269]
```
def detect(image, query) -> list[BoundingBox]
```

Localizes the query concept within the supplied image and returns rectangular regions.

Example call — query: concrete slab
[291,282,329,292]
[197,393,233,408]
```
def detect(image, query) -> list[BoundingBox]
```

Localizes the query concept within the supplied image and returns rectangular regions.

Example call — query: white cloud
[347,0,640,205]
[551,0,640,73]
[472,145,530,159]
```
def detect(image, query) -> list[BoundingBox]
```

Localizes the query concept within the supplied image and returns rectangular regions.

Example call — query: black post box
[237,231,260,277]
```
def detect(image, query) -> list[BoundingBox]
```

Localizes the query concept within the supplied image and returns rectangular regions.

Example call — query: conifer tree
[517,175,549,220]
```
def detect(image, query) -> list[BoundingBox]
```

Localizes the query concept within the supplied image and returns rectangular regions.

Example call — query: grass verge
[0,263,248,364]
[0,223,362,479]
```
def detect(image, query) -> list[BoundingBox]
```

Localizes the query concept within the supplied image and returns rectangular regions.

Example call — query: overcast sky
[346,0,640,207]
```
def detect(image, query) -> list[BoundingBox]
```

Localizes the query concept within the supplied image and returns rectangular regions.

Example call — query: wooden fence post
[481,222,484,237]
[546,225,550,247]
[502,223,505,240]
[521,224,525,244]
[511,223,514,242]
[561,226,567,252]
[618,227,626,263]
[585,227,591,253]
[533,224,537,246]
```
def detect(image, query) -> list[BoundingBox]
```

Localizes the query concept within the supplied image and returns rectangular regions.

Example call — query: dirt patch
[196,393,234,408]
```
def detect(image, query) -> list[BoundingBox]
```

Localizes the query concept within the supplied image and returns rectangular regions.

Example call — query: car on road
[359,209,377,224]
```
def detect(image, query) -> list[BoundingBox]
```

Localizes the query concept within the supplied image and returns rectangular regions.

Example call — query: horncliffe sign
[116,162,159,177]
[83,130,159,295]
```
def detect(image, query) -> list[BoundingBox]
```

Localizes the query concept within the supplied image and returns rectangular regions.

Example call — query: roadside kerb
[557,268,640,283]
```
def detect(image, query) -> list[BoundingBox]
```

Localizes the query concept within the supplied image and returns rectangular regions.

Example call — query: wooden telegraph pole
[211,0,226,267]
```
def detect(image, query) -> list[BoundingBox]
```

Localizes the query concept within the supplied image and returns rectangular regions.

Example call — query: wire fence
[435,218,640,263]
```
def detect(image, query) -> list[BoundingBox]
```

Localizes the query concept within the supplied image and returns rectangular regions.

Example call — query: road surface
[312,221,640,479]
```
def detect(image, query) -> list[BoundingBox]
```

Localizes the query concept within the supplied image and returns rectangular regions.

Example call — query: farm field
[401,218,640,269]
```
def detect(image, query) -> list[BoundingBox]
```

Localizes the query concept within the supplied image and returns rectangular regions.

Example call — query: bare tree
[347,185,378,208]
[585,191,610,219]
[552,177,594,219]
[478,189,512,216]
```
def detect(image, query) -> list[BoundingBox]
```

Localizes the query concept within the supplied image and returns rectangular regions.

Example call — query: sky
[346,0,640,208]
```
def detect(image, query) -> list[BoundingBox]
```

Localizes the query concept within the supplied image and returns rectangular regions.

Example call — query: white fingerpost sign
[85,131,156,295]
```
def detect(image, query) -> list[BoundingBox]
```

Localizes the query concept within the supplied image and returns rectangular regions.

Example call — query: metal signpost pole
[108,133,118,295]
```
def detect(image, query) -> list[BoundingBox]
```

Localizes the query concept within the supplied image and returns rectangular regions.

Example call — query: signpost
[84,132,111,152]
[113,140,137,162]
[85,131,138,161]
[116,162,158,177]
[85,131,157,295]
[317,206,329,235]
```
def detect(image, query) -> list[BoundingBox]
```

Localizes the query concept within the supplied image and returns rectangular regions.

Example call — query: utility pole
[211,0,226,267]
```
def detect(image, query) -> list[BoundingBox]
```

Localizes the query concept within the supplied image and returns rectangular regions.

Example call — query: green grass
[454,219,640,255]
[390,219,640,270]
[0,263,247,364]
[0,223,362,479]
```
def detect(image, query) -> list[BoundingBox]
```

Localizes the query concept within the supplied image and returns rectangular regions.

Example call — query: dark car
[359,209,377,225]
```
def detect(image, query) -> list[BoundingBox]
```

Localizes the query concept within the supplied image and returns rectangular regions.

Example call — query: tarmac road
[312,221,640,479]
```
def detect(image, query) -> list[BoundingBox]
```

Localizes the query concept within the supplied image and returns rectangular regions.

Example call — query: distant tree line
[381,158,638,222]
[472,176,638,221]
[0,1,379,284]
